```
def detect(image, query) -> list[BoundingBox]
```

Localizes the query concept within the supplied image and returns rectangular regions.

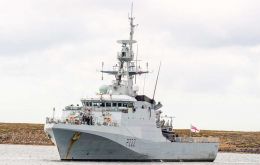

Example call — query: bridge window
[100,102,105,107]
[113,102,117,107]
[88,101,134,108]
[128,102,134,108]
[106,102,111,107]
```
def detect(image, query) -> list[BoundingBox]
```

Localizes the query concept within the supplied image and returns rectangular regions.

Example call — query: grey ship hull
[45,124,219,162]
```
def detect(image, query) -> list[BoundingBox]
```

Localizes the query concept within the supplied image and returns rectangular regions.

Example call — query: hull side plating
[46,124,218,161]
[52,127,148,160]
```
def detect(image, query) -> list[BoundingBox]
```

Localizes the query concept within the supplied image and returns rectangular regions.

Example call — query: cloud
[135,0,260,48]
[0,0,129,56]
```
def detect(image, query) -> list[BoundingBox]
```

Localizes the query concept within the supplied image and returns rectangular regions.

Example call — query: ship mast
[125,2,137,95]
[129,3,135,53]
[101,4,148,96]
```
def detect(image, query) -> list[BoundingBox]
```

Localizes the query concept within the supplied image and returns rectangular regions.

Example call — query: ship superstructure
[44,6,219,162]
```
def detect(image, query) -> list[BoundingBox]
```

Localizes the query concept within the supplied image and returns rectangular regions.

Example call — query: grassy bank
[175,129,260,153]
[0,123,259,153]
[0,123,52,145]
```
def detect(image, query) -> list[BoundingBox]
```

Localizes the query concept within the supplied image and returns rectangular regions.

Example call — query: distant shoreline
[1,123,259,154]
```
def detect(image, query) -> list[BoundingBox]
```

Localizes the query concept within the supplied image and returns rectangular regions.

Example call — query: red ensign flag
[190,125,200,133]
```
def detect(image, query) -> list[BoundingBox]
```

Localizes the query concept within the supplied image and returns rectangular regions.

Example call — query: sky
[0,0,260,131]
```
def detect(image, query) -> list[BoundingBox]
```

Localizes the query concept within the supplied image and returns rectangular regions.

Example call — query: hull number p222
[126,138,136,147]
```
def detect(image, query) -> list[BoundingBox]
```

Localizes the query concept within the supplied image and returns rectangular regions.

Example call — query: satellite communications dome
[99,85,109,94]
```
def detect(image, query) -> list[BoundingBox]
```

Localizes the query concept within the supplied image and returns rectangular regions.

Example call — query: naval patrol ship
[44,6,219,162]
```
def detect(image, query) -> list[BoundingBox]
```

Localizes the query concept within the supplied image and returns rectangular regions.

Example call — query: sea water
[0,144,260,165]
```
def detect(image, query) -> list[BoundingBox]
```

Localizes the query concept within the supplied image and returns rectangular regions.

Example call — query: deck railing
[45,117,119,127]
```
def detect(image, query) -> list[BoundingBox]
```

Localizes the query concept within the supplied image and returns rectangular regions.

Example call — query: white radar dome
[99,85,109,94]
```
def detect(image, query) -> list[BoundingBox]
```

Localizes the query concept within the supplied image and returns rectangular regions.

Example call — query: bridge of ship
[46,95,155,127]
